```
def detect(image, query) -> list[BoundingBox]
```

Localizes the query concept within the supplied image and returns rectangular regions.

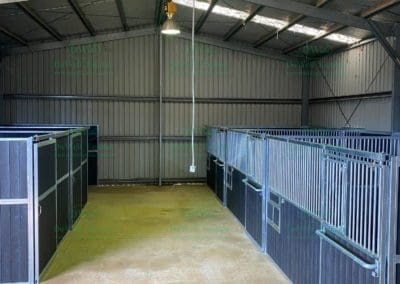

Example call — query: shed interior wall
[0,31,302,183]
[309,39,394,131]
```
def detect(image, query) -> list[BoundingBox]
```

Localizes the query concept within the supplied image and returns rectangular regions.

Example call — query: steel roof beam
[283,0,400,54]
[224,5,263,41]
[155,0,167,26]
[68,0,96,36]
[247,0,391,34]
[368,20,400,68]
[253,0,328,48]
[0,26,27,46]
[195,0,218,34]
[16,2,63,41]
[115,0,129,31]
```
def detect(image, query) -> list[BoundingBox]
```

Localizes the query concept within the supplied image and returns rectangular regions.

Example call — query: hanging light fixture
[161,0,181,35]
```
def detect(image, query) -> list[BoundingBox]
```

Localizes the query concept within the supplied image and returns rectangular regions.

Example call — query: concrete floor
[42,185,288,283]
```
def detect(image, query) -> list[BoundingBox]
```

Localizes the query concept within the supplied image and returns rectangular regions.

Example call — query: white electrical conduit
[189,0,196,173]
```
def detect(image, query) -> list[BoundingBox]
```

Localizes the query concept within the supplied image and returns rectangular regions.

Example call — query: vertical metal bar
[223,130,227,207]
[356,162,361,243]
[349,161,354,241]
[388,157,399,283]
[262,137,269,253]
[363,164,367,248]
[158,31,163,186]
[33,142,40,283]
[373,162,378,254]
[368,165,373,251]
[320,149,327,221]
[26,138,35,283]
[378,163,389,283]
[55,137,58,247]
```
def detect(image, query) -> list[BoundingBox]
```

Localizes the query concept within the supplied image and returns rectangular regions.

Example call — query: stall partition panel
[72,170,82,224]
[207,154,216,191]
[244,179,263,247]
[319,237,379,284]
[318,150,388,282]
[35,140,57,275]
[215,160,224,202]
[0,138,33,283]
[88,126,98,185]
[56,135,70,243]
[228,169,246,225]
[267,195,321,284]
[82,162,88,207]
[57,178,69,243]
[71,133,82,225]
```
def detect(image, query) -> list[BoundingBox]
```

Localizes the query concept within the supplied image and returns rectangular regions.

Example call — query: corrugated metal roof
[0,0,398,57]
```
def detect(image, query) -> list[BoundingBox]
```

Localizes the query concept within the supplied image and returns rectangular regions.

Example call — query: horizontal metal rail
[3,94,302,104]
[309,91,392,104]
[242,179,263,192]
[316,230,378,271]
[292,135,400,156]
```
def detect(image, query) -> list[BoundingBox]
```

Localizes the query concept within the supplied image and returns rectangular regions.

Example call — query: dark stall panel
[82,130,88,161]
[0,139,32,283]
[320,237,379,284]
[207,154,216,192]
[57,136,69,180]
[37,143,56,196]
[72,134,82,170]
[39,191,57,273]
[0,205,29,283]
[227,169,246,225]
[245,181,263,247]
[267,199,321,284]
[87,126,99,185]
[57,178,69,243]
[88,155,98,186]
[72,169,82,224]
[82,162,88,207]
[215,161,224,202]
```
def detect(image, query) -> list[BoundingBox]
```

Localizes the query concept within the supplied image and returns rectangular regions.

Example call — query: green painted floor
[42,185,288,283]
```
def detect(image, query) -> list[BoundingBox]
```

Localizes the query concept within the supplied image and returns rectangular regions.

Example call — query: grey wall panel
[162,141,206,179]
[0,31,302,182]
[164,103,301,136]
[99,141,158,180]
[2,35,158,96]
[309,97,392,131]
[4,99,158,136]
[310,40,393,99]
[164,37,302,99]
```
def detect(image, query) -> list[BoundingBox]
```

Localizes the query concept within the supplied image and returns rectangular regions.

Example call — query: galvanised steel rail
[207,126,399,282]
[289,135,400,156]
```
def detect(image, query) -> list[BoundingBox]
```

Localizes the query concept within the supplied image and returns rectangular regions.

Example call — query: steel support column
[301,61,310,126]
[159,31,164,186]
[392,24,400,131]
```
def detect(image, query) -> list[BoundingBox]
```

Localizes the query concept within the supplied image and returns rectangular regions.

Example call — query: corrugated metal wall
[0,32,302,183]
[309,39,394,131]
